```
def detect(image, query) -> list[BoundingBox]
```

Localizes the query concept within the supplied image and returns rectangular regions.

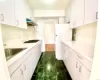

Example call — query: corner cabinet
[14,0,27,29]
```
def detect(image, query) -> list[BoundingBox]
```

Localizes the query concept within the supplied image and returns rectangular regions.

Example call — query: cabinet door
[0,0,15,26]
[70,0,84,28]
[84,0,98,24]
[23,55,33,80]
[80,64,91,80]
[14,0,27,29]
[11,67,24,80]
[64,48,80,80]
[70,0,77,28]
[23,44,41,80]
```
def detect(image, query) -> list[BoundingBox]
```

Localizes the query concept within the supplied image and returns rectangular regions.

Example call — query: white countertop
[6,41,42,66]
[61,40,93,62]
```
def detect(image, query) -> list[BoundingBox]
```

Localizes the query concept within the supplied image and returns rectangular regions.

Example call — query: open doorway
[44,22,56,52]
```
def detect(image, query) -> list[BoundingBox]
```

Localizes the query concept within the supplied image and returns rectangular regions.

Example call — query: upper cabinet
[65,3,71,23]
[70,0,84,28]
[24,1,33,19]
[84,0,98,24]
[0,0,15,26]
[0,0,29,29]
[67,0,98,28]
[14,0,27,29]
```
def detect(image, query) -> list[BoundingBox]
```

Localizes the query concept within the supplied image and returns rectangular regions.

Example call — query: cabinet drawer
[76,55,92,71]
[70,48,92,71]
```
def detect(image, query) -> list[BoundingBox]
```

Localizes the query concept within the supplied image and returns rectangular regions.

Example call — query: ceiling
[27,0,71,10]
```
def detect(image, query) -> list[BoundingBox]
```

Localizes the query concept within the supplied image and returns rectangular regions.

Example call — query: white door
[55,24,72,60]
[84,0,98,24]
[11,67,24,80]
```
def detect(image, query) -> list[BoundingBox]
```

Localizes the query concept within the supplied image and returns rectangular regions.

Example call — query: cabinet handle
[96,12,98,19]
[76,62,78,68]
[1,14,4,21]
[20,69,23,75]
[79,66,82,73]
[23,64,26,70]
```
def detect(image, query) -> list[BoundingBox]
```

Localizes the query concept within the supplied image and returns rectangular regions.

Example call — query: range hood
[26,18,38,26]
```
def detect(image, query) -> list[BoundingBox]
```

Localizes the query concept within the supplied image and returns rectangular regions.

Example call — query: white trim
[0,25,11,80]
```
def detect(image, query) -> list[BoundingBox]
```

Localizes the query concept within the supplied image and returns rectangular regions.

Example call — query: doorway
[45,23,55,51]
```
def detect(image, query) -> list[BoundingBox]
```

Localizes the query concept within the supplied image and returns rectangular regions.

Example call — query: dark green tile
[31,52,72,80]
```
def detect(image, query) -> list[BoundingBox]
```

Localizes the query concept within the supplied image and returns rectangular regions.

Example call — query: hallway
[31,52,72,80]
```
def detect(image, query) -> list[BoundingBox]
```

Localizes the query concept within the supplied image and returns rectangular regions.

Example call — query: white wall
[90,1,100,79]
[33,10,65,17]
[73,22,97,59]
[1,24,36,44]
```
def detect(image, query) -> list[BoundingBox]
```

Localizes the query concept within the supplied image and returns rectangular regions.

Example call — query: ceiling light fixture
[42,0,55,4]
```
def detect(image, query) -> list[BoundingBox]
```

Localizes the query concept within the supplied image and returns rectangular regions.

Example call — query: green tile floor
[31,52,72,80]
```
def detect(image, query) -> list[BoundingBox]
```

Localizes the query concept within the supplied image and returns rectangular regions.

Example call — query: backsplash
[74,22,97,59]
[1,24,36,44]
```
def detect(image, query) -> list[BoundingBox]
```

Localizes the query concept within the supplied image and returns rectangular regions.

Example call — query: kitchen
[0,0,100,80]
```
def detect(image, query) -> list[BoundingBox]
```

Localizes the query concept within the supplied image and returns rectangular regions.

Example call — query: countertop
[5,41,42,66]
[61,40,93,62]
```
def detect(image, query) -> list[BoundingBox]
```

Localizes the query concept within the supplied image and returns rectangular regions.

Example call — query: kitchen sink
[24,40,39,43]
[5,48,26,60]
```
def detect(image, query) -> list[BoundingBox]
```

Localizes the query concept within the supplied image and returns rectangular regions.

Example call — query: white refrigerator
[55,24,72,60]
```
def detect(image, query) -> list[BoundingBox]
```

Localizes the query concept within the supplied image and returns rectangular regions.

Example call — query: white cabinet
[68,49,80,80]
[0,0,28,28]
[84,0,98,24]
[70,0,84,28]
[0,0,15,26]
[80,63,91,80]
[24,44,41,80]
[63,44,91,80]
[9,42,42,80]
[24,1,33,19]
[14,0,27,29]
[65,3,71,23]
[63,46,79,80]
[11,66,24,80]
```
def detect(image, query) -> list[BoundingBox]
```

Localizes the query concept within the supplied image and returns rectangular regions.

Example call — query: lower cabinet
[80,63,91,80]
[11,66,24,80]
[10,43,41,80]
[63,44,91,80]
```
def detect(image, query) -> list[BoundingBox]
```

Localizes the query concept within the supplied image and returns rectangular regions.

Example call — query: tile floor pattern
[31,52,72,80]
